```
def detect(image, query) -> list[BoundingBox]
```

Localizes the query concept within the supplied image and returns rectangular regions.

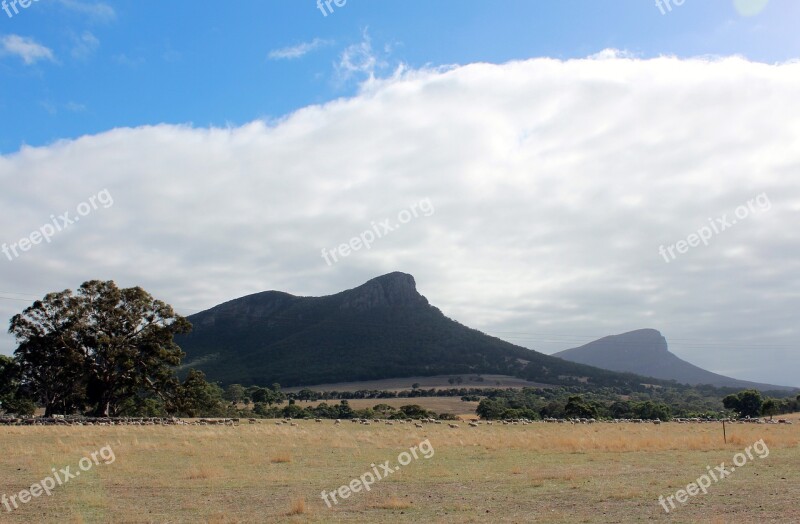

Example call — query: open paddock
[0,418,798,523]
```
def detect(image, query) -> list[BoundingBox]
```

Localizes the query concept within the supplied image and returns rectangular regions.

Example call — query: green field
[1,417,798,523]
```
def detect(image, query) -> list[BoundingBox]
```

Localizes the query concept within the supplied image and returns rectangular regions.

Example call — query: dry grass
[185,465,222,479]
[462,422,800,452]
[0,418,798,522]
[374,496,411,510]
[287,498,306,515]
[270,452,292,463]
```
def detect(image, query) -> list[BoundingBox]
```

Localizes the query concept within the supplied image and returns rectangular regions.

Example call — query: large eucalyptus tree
[9,281,191,416]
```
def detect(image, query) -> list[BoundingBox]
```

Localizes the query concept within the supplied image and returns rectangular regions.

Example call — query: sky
[1,0,799,387]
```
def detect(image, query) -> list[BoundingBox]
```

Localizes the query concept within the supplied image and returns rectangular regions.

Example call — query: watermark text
[321,198,434,266]
[659,192,770,263]
[2,444,115,513]
[321,439,434,507]
[2,189,114,262]
[658,438,768,513]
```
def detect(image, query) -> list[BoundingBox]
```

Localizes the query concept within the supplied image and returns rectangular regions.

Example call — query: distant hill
[553,329,794,392]
[175,272,665,388]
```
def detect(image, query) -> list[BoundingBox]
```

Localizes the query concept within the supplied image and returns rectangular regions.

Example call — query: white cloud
[57,0,116,22]
[0,35,55,65]
[335,29,385,82]
[39,100,57,115]
[268,38,333,60]
[71,31,100,60]
[1,54,799,387]
[65,101,87,112]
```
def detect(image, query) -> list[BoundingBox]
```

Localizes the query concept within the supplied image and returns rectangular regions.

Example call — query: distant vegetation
[474,386,800,421]
[2,279,798,422]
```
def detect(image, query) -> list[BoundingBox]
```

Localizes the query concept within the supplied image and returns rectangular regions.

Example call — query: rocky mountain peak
[339,272,428,310]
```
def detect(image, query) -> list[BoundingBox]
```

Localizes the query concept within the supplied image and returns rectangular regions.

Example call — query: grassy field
[1,416,798,523]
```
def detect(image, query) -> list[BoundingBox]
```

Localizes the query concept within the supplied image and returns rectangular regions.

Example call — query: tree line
[474,386,800,421]
[2,281,798,421]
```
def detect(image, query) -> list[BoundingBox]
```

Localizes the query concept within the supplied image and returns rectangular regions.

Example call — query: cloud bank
[1,53,798,386]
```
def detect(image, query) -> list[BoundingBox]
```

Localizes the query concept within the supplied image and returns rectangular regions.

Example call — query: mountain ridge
[176,273,794,392]
[177,273,662,388]
[552,329,794,391]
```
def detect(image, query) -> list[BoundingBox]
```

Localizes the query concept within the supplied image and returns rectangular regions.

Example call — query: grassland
[1,416,798,523]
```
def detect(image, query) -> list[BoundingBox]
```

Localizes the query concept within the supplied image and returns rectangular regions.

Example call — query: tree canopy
[9,281,191,416]
[722,389,764,418]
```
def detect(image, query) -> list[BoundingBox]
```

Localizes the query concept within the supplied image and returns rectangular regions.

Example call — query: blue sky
[1,1,799,387]
[1,0,797,153]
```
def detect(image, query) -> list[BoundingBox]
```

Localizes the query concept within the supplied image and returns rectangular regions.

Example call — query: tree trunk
[92,400,111,417]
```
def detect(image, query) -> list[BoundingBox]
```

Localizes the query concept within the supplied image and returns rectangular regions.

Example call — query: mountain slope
[553,329,793,391]
[176,272,660,388]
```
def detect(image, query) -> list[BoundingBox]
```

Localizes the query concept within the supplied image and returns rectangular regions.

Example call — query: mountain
[175,272,662,388]
[553,329,794,392]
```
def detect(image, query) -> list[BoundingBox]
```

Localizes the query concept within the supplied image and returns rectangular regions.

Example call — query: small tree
[632,400,671,421]
[372,403,399,418]
[399,404,430,418]
[761,398,778,420]
[224,384,246,405]
[564,395,597,419]
[476,398,505,420]
[172,369,225,417]
[254,387,283,406]
[296,388,319,402]
[723,389,763,418]
[336,400,354,419]
[609,400,632,419]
